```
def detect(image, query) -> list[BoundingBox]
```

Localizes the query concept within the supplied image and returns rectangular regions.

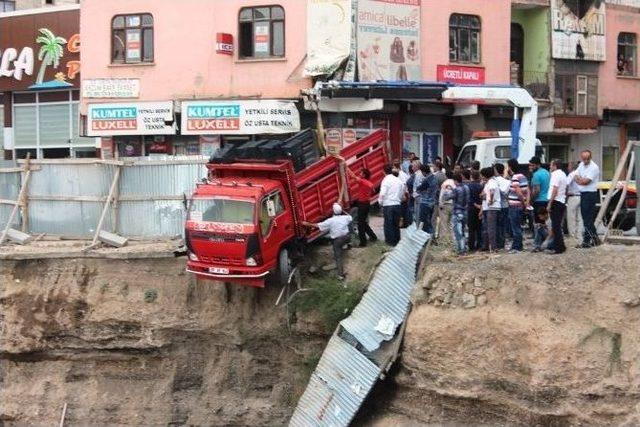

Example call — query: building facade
[511,0,640,178]
[1,4,93,160]
[1,0,78,13]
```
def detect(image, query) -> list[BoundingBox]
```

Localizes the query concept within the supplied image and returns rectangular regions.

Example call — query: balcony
[511,64,550,100]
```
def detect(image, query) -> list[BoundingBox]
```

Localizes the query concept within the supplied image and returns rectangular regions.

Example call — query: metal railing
[511,68,550,100]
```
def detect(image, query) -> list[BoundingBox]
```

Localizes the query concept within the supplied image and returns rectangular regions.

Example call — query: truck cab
[457,133,545,168]
[185,177,296,287]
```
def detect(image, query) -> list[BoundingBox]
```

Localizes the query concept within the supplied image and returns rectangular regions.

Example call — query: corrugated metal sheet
[0,161,21,228]
[290,225,430,426]
[28,163,116,236]
[6,159,207,237]
[340,225,430,352]
[289,335,381,427]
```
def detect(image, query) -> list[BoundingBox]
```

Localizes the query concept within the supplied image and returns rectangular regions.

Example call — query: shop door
[422,134,443,164]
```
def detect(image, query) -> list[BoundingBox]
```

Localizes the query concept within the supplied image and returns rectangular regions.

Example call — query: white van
[456,133,545,168]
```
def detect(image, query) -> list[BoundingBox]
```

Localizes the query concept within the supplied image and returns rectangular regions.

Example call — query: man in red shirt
[348,168,378,247]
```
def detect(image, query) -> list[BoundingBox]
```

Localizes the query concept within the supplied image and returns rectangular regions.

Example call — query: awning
[318,81,449,101]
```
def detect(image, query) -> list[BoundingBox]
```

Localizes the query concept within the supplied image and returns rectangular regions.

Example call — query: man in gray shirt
[574,150,601,248]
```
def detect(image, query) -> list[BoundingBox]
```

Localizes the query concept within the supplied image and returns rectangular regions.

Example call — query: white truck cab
[457,132,545,168]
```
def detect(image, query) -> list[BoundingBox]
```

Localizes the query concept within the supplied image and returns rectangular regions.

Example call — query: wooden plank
[595,141,638,227]
[604,152,636,242]
[90,166,122,247]
[17,158,124,166]
[607,235,640,245]
[0,166,41,173]
[0,199,19,206]
[0,154,32,245]
[21,156,31,233]
[26,195,185,202]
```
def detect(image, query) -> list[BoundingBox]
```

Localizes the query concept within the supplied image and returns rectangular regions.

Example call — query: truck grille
[199,255,245,266]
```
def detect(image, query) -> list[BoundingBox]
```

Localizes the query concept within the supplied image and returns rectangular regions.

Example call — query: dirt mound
[365,244,640,426]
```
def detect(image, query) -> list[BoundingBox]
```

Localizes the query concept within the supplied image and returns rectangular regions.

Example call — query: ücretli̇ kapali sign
[181,100,300,135]
[87,101,175,136]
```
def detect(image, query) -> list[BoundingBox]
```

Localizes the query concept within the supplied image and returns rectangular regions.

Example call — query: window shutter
[14,106,37,148]
[39,104,70,147]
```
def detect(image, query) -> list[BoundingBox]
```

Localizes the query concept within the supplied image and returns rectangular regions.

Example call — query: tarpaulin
[304,0,352,77]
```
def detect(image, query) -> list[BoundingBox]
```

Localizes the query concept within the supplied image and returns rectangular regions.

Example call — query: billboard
[87,101,175,136]
[305,0,352,77]
[357,0,421,81]
[551,0,606,61]
[181,100,300,135]
[0,9,80,91]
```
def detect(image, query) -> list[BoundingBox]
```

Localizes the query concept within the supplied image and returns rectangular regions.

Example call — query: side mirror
[182,193,188,210]
[266,199,277,217]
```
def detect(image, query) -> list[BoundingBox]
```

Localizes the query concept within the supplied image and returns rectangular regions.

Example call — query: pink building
[79,0,514,159]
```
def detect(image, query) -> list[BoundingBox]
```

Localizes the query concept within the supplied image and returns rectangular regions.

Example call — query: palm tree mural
[35,28,67,85]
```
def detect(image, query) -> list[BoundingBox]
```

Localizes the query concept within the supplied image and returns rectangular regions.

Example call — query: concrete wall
[421,0,512,84]
[80,0,311,114]
[511,7,551,76]
[598,4,640,114]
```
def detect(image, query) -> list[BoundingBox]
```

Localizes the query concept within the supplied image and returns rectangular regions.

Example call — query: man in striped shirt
[507,159,530,253]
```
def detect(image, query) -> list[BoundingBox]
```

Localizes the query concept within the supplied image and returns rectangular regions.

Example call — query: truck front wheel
[276,247,293,286]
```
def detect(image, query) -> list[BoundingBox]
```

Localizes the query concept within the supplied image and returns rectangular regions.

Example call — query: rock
[623,296,640,308]
[462,293,476,309]
[308,265,318,274]
[477,295,488,306]
[321,263,336,272]
[473,277,482,288]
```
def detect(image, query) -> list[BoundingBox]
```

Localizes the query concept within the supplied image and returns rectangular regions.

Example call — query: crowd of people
[376,150,601,256]
[311,149,601,281]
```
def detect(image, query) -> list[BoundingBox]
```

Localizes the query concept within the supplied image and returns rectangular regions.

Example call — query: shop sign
[551,0,605,61]
[305,0,352,77]
[82,78,140,98]
[87,101,175,136]
[0,9,81,91]
[357,0,421,81]
[181,100,300,135]
[216,33,234,55]
[436,65,485,85]
[342,128,357,145]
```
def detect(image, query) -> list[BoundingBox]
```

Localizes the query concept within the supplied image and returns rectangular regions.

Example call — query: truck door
[258,190,293,266]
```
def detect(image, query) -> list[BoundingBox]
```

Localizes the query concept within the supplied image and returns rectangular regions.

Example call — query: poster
[181,100,300,135]
[357,0,421,81]
[126,30,141,61]
[87,101,175,136]
[325,128,343,155]
[305,0,352,77]
[551,0,606,61]
[254,23,270,54]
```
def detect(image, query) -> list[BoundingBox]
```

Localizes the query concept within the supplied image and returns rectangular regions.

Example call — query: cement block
[7,228,32,245]
[98,230,128,248]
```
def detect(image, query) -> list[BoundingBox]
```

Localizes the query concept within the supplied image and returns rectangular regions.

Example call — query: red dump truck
[185,129,390,287]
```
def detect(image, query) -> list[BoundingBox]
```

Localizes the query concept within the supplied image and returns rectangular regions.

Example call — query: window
[259,191,284,236]
[0,1,15,12]
[239,6,285,59]
[554,73,598,116]
[494,146,512,160]
[112,14,154,64]
[12,90,94,159]
[449,14,481,64]
[617,32,636,76]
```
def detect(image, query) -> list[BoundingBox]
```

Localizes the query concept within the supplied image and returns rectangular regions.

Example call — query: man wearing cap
[303,203,353,281]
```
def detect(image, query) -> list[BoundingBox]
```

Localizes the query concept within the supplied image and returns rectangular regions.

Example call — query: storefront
[1,5,94,160]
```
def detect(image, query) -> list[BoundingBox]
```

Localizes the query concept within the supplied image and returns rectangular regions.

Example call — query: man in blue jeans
[442,173,469,255]
[529,156,550,252]
[574,150,601,248]
[416,164,438,234]
[506,159,530,253]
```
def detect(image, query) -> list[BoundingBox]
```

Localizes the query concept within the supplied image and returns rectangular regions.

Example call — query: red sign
[437,65,485,85]
[216,33,233,55]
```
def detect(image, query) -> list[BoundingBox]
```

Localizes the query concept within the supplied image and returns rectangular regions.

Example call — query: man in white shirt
[393,160,410,228]
[378,164,405,246]
[481,167,501,251]
[494,163,512,249]
[303,203,352,280]
[574,150,601,248]
[565,161,583,242]
[546,159,568,254]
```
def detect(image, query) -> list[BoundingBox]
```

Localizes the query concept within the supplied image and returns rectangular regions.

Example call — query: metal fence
[1,157,208,239]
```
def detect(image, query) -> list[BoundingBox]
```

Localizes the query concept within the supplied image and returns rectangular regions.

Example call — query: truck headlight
[188,252,199,261]
[246,257,258,267]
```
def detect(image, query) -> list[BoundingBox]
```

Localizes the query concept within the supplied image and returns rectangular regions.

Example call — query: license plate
[209,267,229,275]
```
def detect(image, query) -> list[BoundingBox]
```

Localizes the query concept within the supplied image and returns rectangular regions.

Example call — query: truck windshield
[458,146,476,168]
[189,198,255,224]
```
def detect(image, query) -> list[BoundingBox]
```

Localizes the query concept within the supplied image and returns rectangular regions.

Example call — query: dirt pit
[360,243,640,426]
